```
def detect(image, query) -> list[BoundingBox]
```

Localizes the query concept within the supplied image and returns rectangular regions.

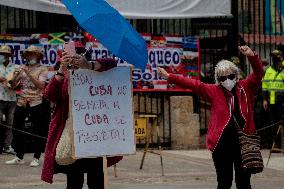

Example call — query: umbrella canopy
[62,0,148,69]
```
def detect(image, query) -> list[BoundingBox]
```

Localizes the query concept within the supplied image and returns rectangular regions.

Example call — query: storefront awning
[0,0,70,15]
[108,0,231,19]
[0,0,231,18]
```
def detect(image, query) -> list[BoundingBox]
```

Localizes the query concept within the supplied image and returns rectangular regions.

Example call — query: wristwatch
[55,71,64,77]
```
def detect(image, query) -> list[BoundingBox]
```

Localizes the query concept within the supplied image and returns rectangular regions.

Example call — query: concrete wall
[170,96,200,149]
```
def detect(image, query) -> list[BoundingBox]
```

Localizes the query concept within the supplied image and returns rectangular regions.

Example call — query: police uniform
[262,50,284,147]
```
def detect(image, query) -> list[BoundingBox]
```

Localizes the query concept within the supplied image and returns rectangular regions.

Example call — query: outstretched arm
[158,67,213,101]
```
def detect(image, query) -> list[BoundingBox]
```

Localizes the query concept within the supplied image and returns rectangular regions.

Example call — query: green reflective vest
[262,66,284,104]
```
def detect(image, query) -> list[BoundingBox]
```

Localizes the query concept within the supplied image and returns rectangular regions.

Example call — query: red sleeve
[43,77,64,103]
[96,58,117,72]
[168,74,214,101]
[240,54,264,94]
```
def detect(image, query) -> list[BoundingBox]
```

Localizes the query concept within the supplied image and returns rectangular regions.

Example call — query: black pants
[13,103,48,159]
[212,123,251,189]
[66,158,104,189]
[269,103,284,147]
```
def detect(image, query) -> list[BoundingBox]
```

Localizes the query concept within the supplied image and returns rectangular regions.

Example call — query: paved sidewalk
[164,149,284,172]
[0,150,283,189]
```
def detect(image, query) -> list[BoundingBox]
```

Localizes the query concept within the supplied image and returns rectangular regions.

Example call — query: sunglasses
[218,74,236,82]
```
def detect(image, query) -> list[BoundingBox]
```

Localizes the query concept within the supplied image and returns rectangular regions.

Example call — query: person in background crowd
[0,45,18,155]
[41,52,122,188]
[5,45,49,167]
[261,49,284,147]
[230,56,245,79]
[158,45,264,189]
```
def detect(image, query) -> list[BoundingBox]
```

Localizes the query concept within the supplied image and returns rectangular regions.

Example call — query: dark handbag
[224,92,264,174]
[232,113,264,174]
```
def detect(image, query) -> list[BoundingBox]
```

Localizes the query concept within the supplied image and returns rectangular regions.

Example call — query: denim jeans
[0,100,16,150]
[212,121,252,189]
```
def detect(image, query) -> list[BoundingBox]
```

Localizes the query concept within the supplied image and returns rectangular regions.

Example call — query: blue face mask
[0,55,5,64]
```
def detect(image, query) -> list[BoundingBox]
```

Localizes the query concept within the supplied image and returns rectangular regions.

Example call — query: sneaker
[3,146,16,155]
[30,158,39,167]
[5,157,24,165]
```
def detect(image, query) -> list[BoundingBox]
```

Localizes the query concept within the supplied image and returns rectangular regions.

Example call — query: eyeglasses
[218,74,236,82]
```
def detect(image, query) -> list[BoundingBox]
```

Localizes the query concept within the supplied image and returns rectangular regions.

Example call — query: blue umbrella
[62,0,148,69]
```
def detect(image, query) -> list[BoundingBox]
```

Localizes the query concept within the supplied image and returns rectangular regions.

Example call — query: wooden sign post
[138,114,164,176]
[69,67,135,188]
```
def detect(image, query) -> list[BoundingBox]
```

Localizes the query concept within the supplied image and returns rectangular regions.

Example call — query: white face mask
[29,58,37,65]
[220,78,236,91]
[0,55,5,64]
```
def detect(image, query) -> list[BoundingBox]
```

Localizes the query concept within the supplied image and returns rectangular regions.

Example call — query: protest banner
[0,32,200,92]
[69,66,135,158]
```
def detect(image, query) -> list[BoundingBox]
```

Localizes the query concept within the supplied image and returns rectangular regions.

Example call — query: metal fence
[133,92,171,148]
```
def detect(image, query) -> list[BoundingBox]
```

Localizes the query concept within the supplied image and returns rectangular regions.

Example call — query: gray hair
[214,60,240,84]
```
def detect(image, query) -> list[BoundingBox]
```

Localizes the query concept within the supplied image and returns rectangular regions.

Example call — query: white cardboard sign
[69,67,135,158]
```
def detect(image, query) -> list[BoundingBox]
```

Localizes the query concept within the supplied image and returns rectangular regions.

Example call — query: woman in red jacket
[158,46,264,189]
[41,53,122,189]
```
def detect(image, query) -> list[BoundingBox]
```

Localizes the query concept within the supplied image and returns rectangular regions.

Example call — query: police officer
[262,49,284,147]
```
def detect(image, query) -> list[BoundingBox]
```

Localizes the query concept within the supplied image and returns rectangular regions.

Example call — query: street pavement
[0,150,284,189]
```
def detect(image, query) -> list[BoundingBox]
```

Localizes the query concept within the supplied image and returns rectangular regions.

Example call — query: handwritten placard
[69,67,135,158]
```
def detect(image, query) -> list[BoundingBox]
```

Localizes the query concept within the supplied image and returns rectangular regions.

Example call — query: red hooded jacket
[168,55,264,152]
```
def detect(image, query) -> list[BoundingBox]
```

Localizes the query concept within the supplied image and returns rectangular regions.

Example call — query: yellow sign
[135,118,147,137]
